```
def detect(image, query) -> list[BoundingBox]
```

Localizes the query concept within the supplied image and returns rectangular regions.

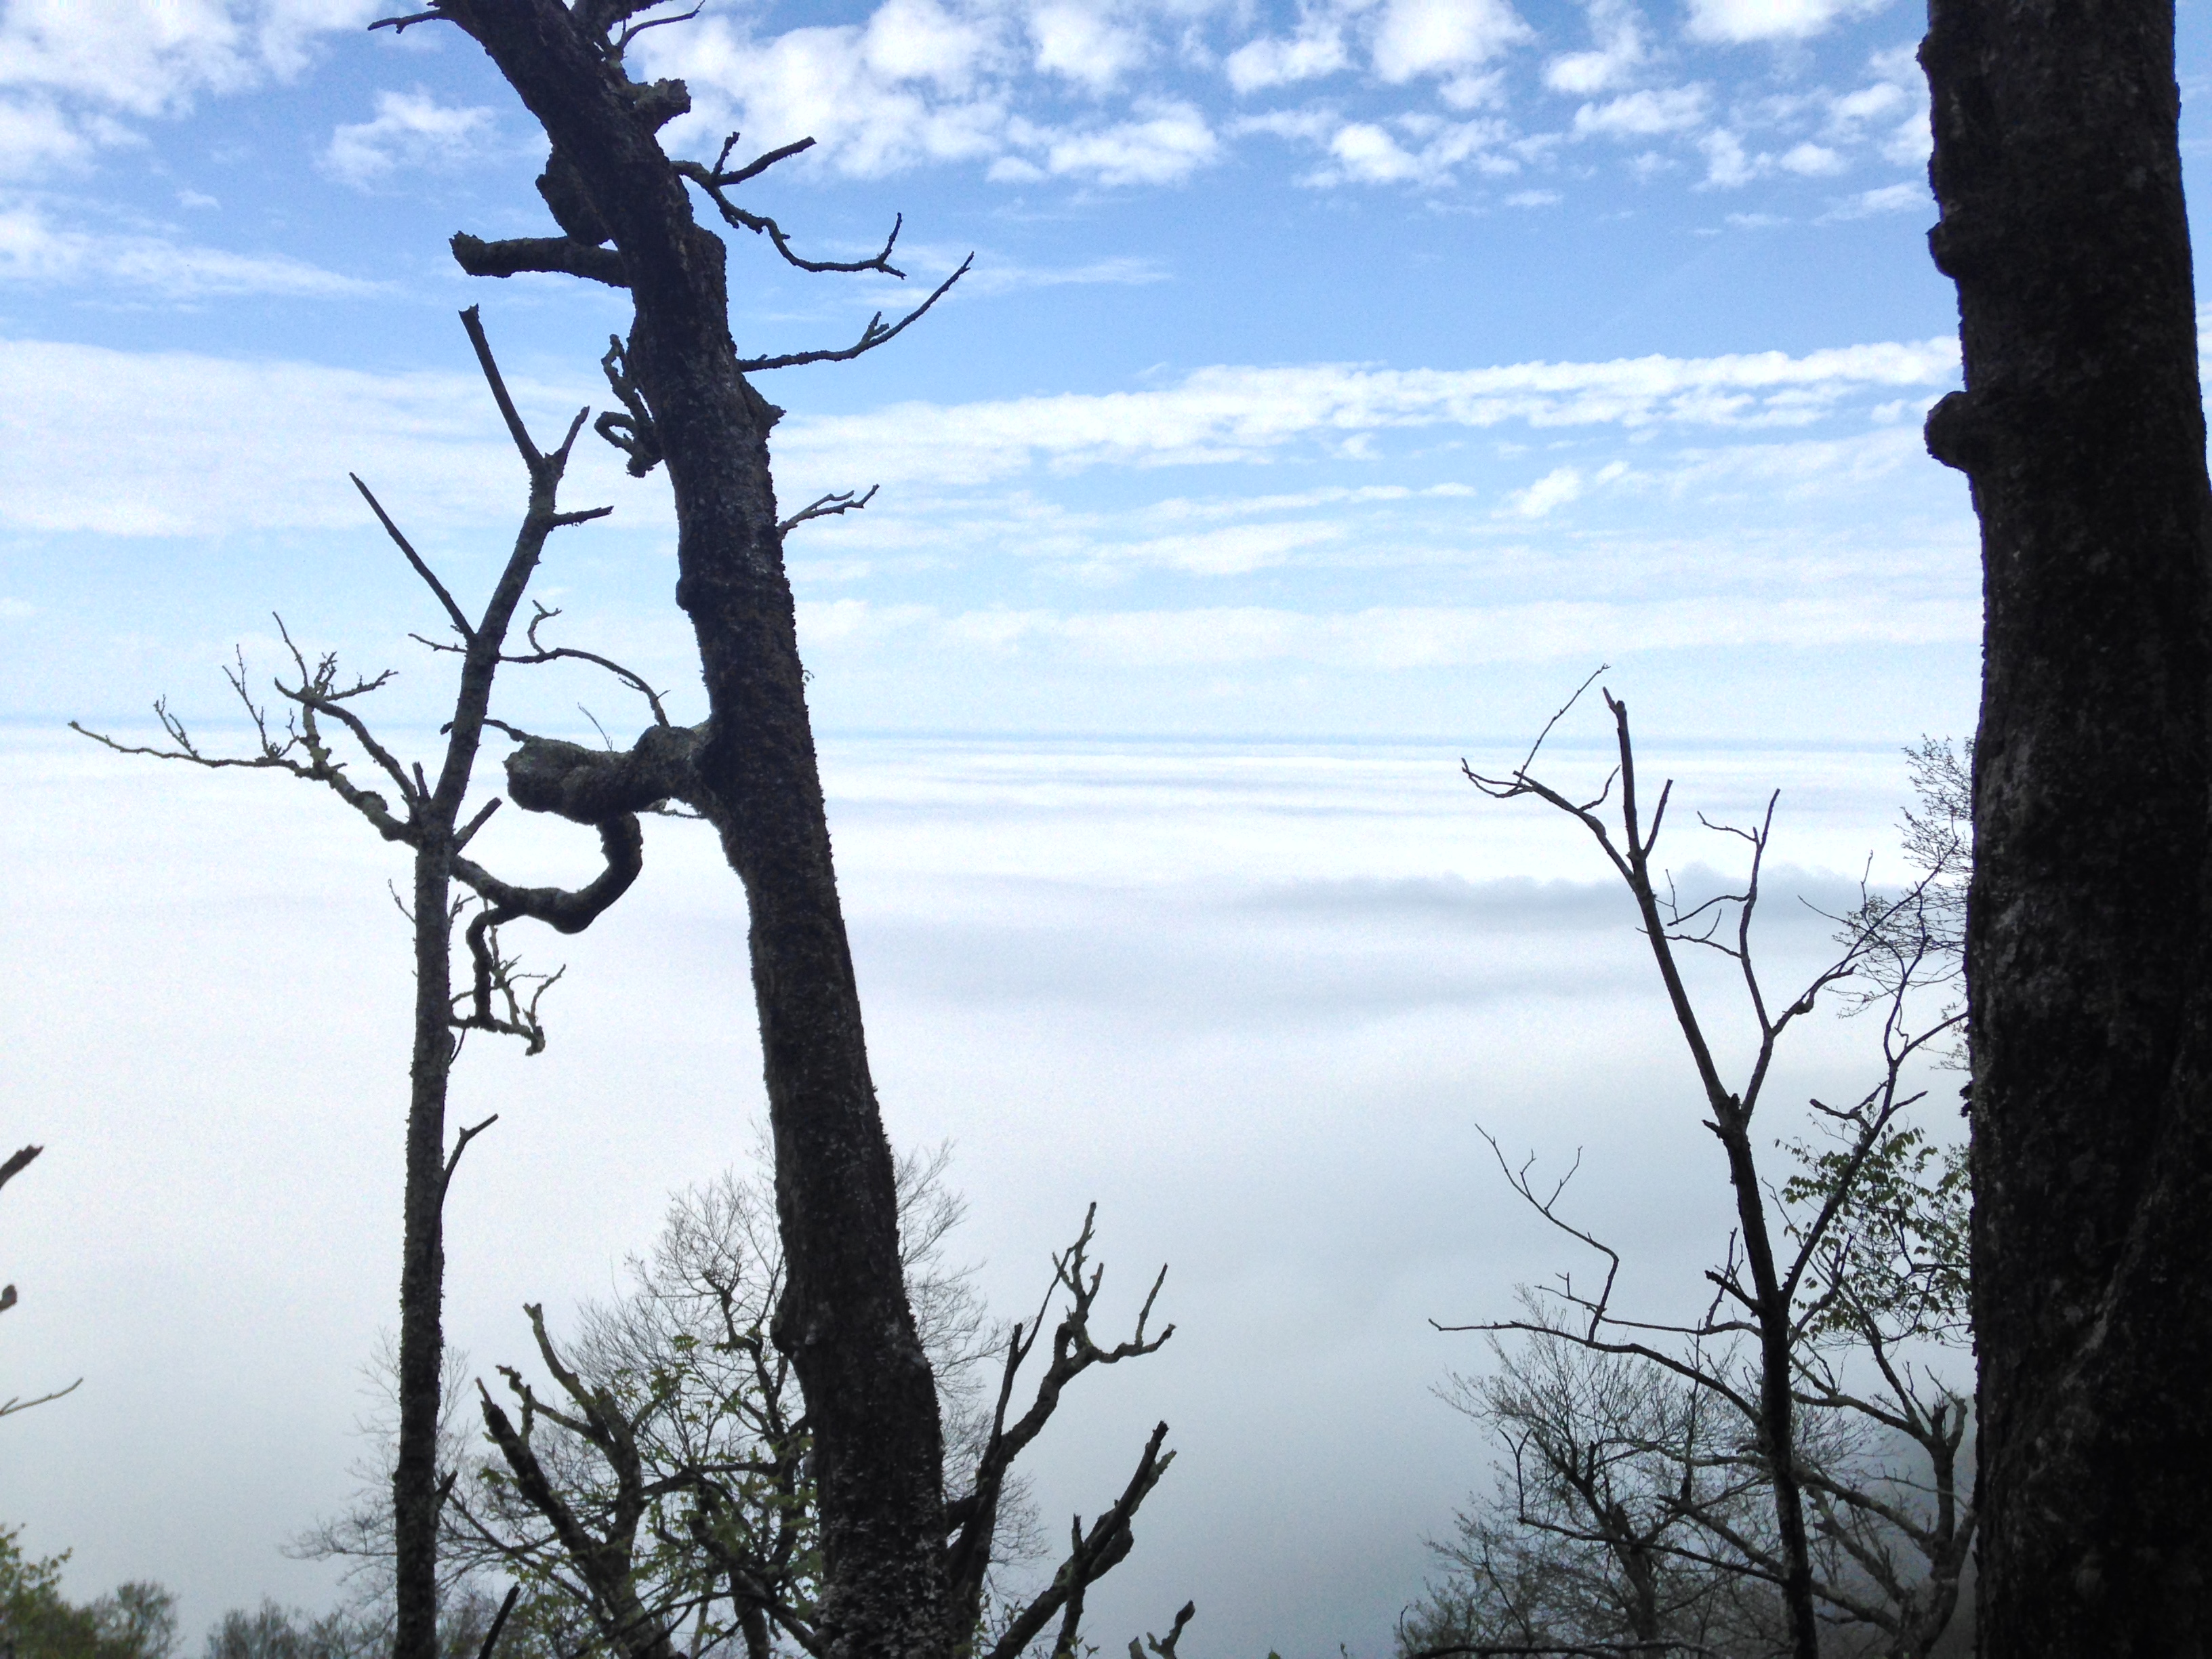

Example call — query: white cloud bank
[798,591,1976,669]
[0,196,380,298]
[778,338,1961,483]
[0,333,1959,536]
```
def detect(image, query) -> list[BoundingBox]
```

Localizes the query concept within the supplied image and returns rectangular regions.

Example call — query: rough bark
[427,8,947,1655]
[1921,3,2212,1652]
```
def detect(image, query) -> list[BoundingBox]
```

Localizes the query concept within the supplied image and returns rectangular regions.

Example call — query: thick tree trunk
[1921,3,2212,1652]
[439,11,948,1656]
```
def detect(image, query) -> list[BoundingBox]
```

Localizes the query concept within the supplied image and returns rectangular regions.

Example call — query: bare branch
[737,258,972,373]
[452,232,630,289]
[779,485,879,535]
[0,1145,41,1195]
[354,474,474,642]
[443,1114,500,1197]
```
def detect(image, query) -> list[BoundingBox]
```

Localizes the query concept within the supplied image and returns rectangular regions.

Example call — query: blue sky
[7,0,2154,744]
[3,2,2205,1655]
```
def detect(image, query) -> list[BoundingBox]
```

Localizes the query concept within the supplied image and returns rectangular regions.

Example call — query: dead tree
[1,1144,82,1419]
[345,5,1190,1656]
[1454,686,1971,1659]
[1918,3,2212,1650]
[79,309,655,1659]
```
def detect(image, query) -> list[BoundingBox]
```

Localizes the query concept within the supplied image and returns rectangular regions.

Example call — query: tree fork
[1922,1,2212,1650]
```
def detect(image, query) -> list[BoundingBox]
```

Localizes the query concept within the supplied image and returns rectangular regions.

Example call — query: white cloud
[1543,0,1645,95]
[798,592,1976,668]
[1819,180,1927,220]
[1146,483,1475,521]
[1028,2,1148,91]
[779,337,1961,483]
[1503,464,1584,518]
[0,94,117,178]
[1573,86,1707,138]
[1700,127,1758,186]
[1303,115,1511,187]
[0,335,1958,543]
[0,339,588,536]
[958,252,1170,293]
[1370,0,1532,83]
[324,89,496,190]
[1083,519,1345,575]
[1034,100,1218,185]
[1504,188,1560,206]
[1225,20,1350,94]
[1683,0,1893,43]
[1779,141,1843,175]
[0,1,377,129]
[642,7,1008,178]
[0,197,379,299]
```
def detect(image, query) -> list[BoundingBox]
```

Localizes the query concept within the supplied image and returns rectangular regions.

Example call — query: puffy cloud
[1030,99,1220,184]
[1225,19,1351,94]
[1779,140,1843,175]
[0,0,376,115]
[1370,0,1532,83]
[324,89,497,189]
[1028,1,1149,91]
[642,3,1008,178]
[0,94,114,178]
[1502,464,1584,518]
[1542,0,1646,95]
[1684,0,1894,42]
[0,0,375,178]
[1303,114,1511,188]
[1700,127,1757,186]
[1572,85,1707,138]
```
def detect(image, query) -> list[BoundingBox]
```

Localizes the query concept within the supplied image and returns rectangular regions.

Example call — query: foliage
[1783,1125,1970,1347]
[0,1527,176,1659]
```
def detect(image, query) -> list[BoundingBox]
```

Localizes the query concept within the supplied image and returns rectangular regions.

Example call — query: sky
[1,0,2205,1654]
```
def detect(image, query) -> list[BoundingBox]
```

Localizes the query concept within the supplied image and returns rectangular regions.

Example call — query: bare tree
[79,310,658,1659]
[1917,1,2212,1648]
[1447,687,1972,1659]
[429,1144,996,1659]
[332,6,1189,1656]
[1,1143,81,1420]
[1401,1322,1784,1659]
[452,1191,1174,1659]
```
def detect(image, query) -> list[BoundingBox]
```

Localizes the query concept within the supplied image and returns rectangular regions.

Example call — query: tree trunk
[1921,3,2212,1652]
[395,841,457,1659]
[438,11,948,1656]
